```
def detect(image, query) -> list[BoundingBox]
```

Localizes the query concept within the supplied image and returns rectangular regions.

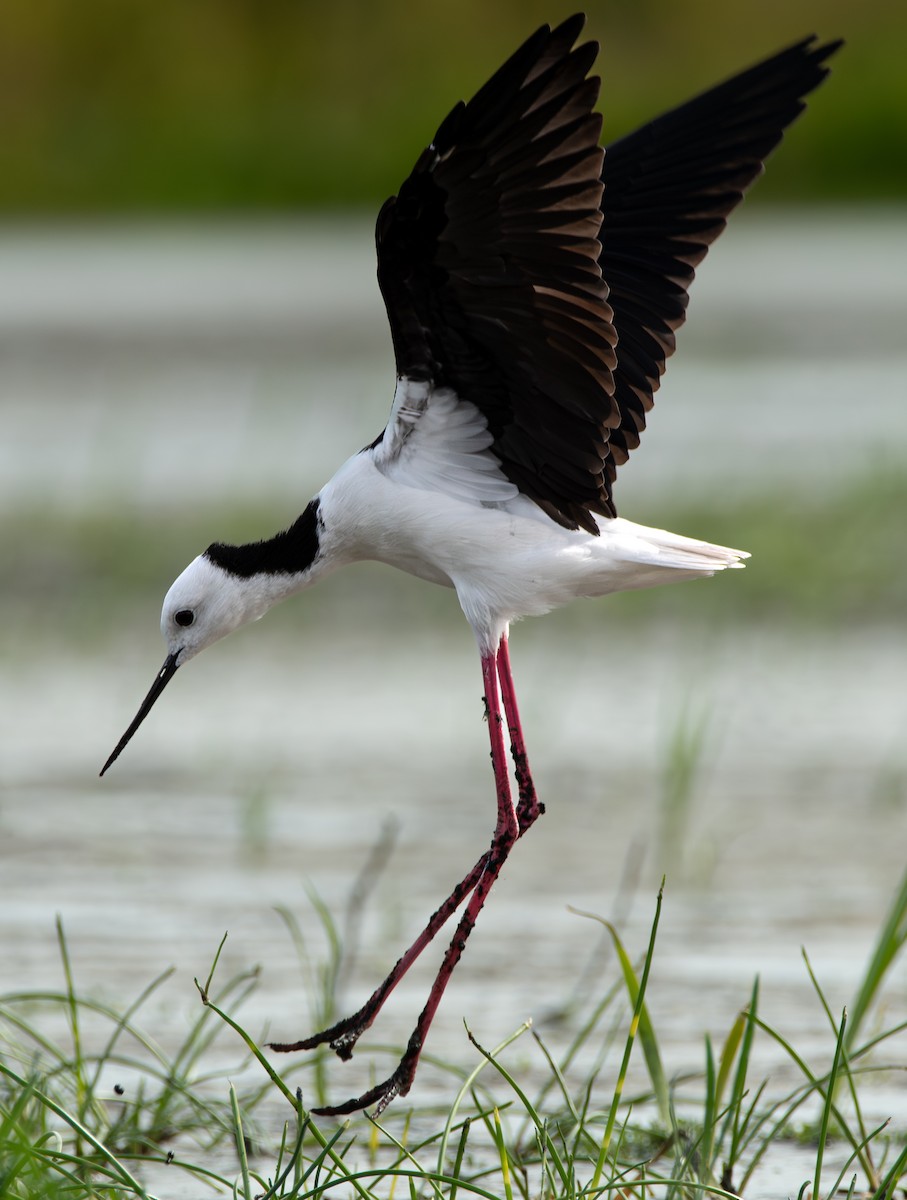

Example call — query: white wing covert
[374,377,519,505]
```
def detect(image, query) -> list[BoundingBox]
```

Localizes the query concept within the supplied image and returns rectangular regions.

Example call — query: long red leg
[269,848,490,1058]
[269,647,504,1060]
[306,645,522,1116]
[496,634,545,832]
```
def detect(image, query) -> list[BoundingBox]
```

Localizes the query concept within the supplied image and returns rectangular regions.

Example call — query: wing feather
[600,34,842,498]
[373,19,841,527]
[376,15,616,534]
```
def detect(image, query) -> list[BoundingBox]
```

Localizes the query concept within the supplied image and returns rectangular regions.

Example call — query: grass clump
[0,917,268,1198]
[2,870,906,1199]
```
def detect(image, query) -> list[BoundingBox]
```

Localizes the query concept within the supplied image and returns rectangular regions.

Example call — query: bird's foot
[271,1018,424,1116]
[310,1054,415,1118]
[269,1008,371,1062]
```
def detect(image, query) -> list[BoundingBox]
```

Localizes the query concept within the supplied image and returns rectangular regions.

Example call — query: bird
[101,15,839,1115]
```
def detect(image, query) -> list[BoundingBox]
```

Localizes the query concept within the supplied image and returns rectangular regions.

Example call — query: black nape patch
[205,499,321,578]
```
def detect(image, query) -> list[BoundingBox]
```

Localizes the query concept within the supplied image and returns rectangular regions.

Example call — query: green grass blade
[714,1009,746,1119]
[846,865,907,1055]
[229,1081,253,1200]
[657,700,711,882]
[85,965,176,1099]
[53,916,89,1140]
[462,1025,570,1192]
[826,1119,891,1200]
[534,968,624,1113]
[700,1034,718,1183]
[0,1059,151,1197]
[192,978,381,1200]
[871,1138,907,1199]
[588,880,667,1189]
[530,1030,580,1126]
[193,976,296,1109]
[491,1107,514,1200]
[448,1117,470,1200]
[575,883,670,1133]
[813,1006,847,1200]
[369,1111,445,1200]
[436,1020,533,1177]
[720,978,759,1166]
[745,1009,874,1182]
[802,948,871,1172]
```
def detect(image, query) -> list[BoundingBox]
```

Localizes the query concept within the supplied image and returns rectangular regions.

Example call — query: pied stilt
[101,15,840,1114]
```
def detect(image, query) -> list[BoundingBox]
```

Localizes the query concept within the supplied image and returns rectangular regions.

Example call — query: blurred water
[2,210,907,511]
[1,213,906,1192]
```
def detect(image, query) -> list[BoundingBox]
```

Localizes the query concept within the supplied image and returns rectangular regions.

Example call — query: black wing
[600,35,842,502]
[376,15,618,534]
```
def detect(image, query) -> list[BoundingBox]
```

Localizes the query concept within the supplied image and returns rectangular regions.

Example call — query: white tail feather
[604,517,748,582]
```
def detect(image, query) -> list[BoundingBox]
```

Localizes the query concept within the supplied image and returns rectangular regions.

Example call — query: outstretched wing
[374,15,618,535]
[600,35,842,500]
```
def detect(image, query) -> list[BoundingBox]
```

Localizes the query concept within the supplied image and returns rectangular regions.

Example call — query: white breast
[317,432,746,653]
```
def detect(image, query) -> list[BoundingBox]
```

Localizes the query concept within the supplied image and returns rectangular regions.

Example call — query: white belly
[317,451,746,648]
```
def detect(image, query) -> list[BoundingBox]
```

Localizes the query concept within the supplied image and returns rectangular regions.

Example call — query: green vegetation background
[2,0,903,214]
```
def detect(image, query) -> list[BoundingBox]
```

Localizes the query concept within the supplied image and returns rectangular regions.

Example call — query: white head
[100,552,297,777]
[160,553,266,665]
[101,499,325,776]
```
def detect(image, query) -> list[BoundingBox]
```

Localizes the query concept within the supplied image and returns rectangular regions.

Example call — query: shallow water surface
[4,626,907,1193]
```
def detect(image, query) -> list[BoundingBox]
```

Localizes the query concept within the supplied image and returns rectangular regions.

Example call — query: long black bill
[100,652,180,777]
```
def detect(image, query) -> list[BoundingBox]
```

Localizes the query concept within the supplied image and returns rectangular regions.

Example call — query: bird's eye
[174,609,195,628]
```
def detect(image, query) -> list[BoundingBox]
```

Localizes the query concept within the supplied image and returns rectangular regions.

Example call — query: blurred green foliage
[0,0,902,214]
[4,467,905,653]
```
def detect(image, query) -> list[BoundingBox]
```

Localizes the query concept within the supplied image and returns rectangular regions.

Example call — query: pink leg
[271,640,544,1114]
[319,836,515,1115]
[269,649,507,1061]
[496,635,545,832]
[269,848,490,1058]
[304,645,523,1117]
